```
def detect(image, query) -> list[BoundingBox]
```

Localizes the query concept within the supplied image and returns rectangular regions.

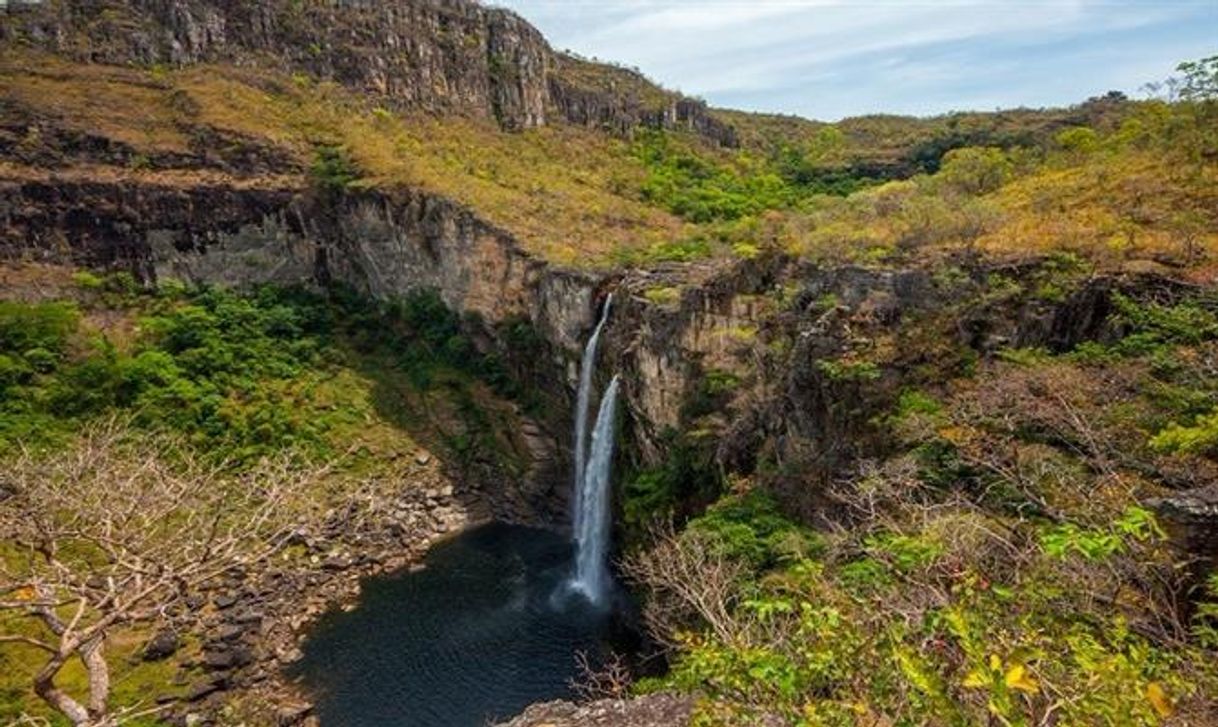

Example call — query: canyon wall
[2,0,549,129]
[0,175,597,351]
[0,0,737,144]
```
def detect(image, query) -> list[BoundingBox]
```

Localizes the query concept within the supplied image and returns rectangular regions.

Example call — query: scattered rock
[233,609,264,625]
[230,646,256,668]
[276,703,314,726]
[498,693,696,727]
[213,594,238,610]
[143,630,180,661]
[186,677,226,702]
[214,624,245,642]
[322,555,355,572]
[203,649,234,670]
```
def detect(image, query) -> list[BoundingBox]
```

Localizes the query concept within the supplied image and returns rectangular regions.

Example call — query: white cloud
[496,0,1217,119]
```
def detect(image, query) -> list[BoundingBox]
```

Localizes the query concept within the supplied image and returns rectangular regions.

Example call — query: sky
[493,0,1218,121]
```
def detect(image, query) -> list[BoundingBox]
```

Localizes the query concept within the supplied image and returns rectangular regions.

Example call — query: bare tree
[622,524,745,648]
[570,650,633,701]
[0,418,330,725]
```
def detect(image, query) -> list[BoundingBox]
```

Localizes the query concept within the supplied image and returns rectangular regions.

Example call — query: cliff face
[1,0,735,143]
[3,0,550,129]
[547,53,738,147]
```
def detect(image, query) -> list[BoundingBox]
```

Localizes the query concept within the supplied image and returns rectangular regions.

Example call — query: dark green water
[292,523,615,726]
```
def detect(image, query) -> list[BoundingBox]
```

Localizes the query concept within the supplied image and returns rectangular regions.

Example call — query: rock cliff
[2,0,549,129]
[0,0,737,143]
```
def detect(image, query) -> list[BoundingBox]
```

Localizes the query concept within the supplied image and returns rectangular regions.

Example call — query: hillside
[1,1,1217,726]
[4,2,1212,273]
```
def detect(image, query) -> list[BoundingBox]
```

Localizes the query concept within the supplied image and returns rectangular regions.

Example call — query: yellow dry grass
[1,51,688,268]
[979,152,1218,273]
[0,52,190,153]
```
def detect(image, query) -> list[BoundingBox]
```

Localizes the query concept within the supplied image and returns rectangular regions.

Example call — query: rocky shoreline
[155,450,547,726]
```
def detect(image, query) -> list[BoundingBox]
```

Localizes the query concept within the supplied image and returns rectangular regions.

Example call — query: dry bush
[570,650,633,702]
[622,524,747,649]
[0,417,335,725]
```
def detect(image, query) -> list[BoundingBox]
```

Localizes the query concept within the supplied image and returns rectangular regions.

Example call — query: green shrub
[937,146,1012,195]
[689,490,821,570]
[1056,126,1100,153]
[311,145,360,193]
[1150,407,1218,456]
[0,301,79,355]
[622,430,720,535]
[816,358,881,382]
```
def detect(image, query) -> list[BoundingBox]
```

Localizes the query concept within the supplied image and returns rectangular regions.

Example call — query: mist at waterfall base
[291,524,622,727]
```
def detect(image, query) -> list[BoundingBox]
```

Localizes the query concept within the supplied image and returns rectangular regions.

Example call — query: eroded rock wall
[2,0,550,129]
[1,0,739,143]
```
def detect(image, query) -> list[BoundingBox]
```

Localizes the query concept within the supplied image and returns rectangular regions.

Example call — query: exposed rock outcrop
[548,53,738,147]
[0,172,597,352]
[1,0,739,144]
[0,170,595,515]
[498,693,695,727]
[2,0,550,130]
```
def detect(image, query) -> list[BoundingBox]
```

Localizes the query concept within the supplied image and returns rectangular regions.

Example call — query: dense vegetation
[0,273,526,470]
[623,282,1218,726]
[0,272,543,722]
[606,58,1218,726]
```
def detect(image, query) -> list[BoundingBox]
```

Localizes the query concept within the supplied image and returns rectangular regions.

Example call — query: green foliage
[894,389,943,418]
[1194,574,1218,649]
[310,144,360,193]
[1111,293,1218,351]
[996,347,1053,367]
[1174,55,1218,101]
[0,301,79,358]
[622,430,721,535]
[643,286,681,305]
[0,284,513,463]
[937,146,1013,195]
[1040,507,1163,561]
[684,368,740,420]
[1150,406,1218,456]
[634,130,870,224]
[689,490,821,570]
[815,358,881,382]
[1056,126,1100,153]
[768,128,874,197]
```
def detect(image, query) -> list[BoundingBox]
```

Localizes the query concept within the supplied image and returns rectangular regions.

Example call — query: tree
[937,146,1012,196]
[1174,55,1218,102]
[0,419,330,725]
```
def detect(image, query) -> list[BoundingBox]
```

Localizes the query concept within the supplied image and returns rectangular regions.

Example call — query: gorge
[0,1,1216,726]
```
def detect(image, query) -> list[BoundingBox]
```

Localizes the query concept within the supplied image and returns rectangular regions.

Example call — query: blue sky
[494,0,1218,121]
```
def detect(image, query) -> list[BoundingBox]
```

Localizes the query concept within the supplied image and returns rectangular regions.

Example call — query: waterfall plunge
[573,375,621,605]
[572,295,612,533]
[569,296,618,606]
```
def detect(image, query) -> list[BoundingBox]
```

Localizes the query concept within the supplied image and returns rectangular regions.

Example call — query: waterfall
[572,295,612,536]
[573,375,621,605]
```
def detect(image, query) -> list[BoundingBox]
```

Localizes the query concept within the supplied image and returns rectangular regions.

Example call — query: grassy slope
[0,50,688,267]
[6,49,1212,275]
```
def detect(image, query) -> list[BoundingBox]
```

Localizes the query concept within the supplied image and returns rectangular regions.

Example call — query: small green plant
[816,358,881,382]
[996,347,1052,367]
[311,145,360,193]
[1150,406,1218,456]
[1039,507,1162,560]
[643,286,681,305]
